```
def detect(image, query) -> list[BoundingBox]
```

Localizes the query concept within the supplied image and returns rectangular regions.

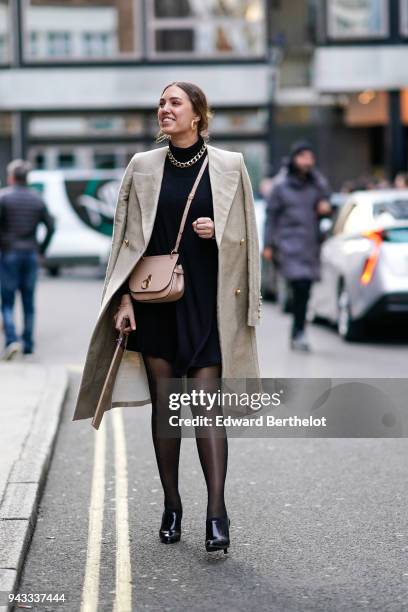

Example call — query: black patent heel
[159,508,182,544]
[205,516,230,553]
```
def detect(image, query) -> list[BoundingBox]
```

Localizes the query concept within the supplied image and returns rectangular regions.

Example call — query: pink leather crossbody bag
[128,156,209,303]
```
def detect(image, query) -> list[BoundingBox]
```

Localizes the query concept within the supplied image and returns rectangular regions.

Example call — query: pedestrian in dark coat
[263,141,331,351]
[0,159,55,359]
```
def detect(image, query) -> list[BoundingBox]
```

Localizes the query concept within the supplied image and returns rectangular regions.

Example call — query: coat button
[235,288,241,296]
[240,238,245,245]
[124,238,129,247]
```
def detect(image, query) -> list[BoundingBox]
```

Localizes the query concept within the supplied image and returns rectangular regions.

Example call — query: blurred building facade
[313,0,408,187]
[0,0,269,190]
[1,1,408,189]
[270,0,408,188]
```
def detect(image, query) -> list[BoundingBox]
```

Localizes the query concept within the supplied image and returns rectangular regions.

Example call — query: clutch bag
[92,324,128,430]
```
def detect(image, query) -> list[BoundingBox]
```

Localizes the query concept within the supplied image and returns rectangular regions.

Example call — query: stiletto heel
[159,508,182,544]
[205,516,230,552]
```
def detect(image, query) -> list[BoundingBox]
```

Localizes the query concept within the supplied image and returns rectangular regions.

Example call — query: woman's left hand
[192,217,215,239]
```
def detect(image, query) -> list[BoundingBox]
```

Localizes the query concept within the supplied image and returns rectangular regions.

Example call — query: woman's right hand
[114,295,136,334]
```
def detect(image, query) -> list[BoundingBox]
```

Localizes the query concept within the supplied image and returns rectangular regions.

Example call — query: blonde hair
[156,81,214,143]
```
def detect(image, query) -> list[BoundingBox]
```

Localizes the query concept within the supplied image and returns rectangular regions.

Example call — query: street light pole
[387,91,406,180]
[10,0,27,160]
[386,0,406,179]
[265,1,279,177]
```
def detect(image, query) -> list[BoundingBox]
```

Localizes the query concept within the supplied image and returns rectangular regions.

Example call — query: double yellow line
[81,409,132,612]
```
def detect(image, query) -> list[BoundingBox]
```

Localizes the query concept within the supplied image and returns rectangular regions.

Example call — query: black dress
[121,136,221,377]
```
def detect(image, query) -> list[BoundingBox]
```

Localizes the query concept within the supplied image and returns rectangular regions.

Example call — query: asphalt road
[15,271,408,611]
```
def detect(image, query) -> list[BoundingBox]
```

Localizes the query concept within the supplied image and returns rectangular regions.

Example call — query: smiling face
[157,85,200,139]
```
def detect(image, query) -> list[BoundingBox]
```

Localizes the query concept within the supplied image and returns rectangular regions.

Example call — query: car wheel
[337,287,363,341]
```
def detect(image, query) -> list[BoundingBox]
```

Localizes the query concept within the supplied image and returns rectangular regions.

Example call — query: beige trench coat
[72,144,261,421]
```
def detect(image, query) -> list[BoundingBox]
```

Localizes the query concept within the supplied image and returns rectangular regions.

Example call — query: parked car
[308,190,408,340]
[29,169,121,275]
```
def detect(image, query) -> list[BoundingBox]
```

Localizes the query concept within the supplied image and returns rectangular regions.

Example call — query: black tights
[143,355,227,519]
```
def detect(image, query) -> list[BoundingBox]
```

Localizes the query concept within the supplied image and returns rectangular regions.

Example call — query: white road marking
[80,419,106,612]
[112,408,133,612]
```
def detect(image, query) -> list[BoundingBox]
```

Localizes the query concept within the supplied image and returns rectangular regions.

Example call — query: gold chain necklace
[167,141,207,168]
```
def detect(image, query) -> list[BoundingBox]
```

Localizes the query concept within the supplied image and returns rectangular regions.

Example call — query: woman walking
[72,82,261,554]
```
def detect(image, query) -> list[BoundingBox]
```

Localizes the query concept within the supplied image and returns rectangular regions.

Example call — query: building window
[28,145,144,171]
[0,34,7,63]
[22,0,141,61]
[29,31,39,57]
[28,113,148,139]
[0,0,10,64]
[210,109,268,134]
[327,0,388,39]
[47,31,71,57]
[33,152,45,169]
[82,32,114,58]
[401,0,408,36]
[27,110,268,142]
[147,0,265,58]
[215,140,267,192]
[94,151,117,169]
[57,152,76,168]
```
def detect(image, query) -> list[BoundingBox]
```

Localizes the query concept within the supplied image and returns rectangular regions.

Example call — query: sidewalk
[0,364,68,611]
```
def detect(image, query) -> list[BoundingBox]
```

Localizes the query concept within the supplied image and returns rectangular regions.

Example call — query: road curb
[0,367,69,612]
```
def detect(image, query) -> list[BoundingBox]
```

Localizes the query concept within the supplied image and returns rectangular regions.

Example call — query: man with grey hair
[0,159,55,359]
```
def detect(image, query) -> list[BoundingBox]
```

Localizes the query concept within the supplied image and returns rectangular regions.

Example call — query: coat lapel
[207,145,240,246]
[132,143,240,249]
[132,147,167,247]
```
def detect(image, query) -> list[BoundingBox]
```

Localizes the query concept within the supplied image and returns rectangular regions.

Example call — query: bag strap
[172,155,209,254]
